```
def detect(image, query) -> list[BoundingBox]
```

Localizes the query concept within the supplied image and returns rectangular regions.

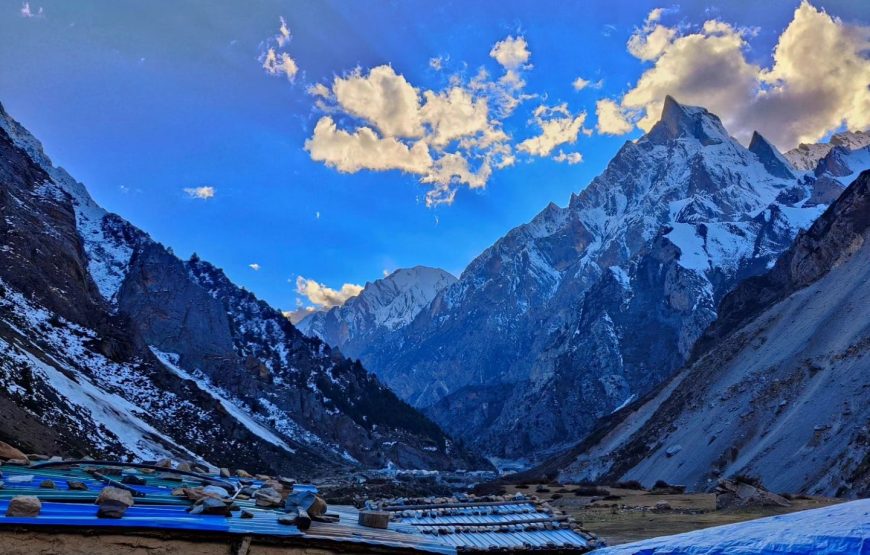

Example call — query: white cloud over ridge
[598,1,870,149]
[295,276,363,309]
[518,103,590,157]
[303,36,535,206]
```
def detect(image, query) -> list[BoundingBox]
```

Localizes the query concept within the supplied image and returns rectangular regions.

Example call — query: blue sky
[1,1,867,314]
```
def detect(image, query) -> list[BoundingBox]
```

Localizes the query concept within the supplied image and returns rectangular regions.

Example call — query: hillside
[0,102,481,477]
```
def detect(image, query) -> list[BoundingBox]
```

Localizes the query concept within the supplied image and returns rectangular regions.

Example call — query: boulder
[176,462,192,472]
[96,487,134,508]
[220,468,231,478]
[121,475,146,486]
[285,491,327,517]
[190,497,231,516]
[155,458,172,468]
[6,496,41,517]
[236,469,253,478]
[715,479,791,510]
[0,442,27,462]
[67,481,88,491]
[240,509,255,519]
[254,487,283,508]
[654,501,672,511]
[97,500,129,519]
[202,485,230,498]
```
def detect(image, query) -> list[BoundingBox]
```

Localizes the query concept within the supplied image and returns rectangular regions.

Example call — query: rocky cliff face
[340,97,870,460]
[297,266,456,361]
[0,103,479,476]
[784,130,870,171]
[535,171,870,497]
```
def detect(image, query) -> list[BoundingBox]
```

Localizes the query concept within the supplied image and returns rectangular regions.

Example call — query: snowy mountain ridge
[0,102,480,475]
[297,266,457,359]
[330,96,870,460]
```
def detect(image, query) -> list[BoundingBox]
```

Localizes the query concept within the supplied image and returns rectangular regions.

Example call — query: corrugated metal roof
[0,463,598,553]
[373,495,599,552]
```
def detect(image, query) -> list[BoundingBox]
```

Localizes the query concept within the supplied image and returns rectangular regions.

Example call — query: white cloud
[277,16,291,47]
[261,17,298,82]
[572,77,603,91]
[183,186,215,200]
[490,36,531,70]
[305,116,433,174]
[262,48,298,81]
[295,34,549,205]
[333,65,423,138]
[595,98,635,135]
[249,263,261,271]
[283,302,316,325]
[599,2,870,149]
[295,276,363,309]
[553,150,583,164]
[20,2,42,18]
[518,103,589,157]
[420,87,490,146]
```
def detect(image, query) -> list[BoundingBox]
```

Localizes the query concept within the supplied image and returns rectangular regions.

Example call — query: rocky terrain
[297,266,456,361]
[525,171,870,497]
[301,96,870,460]
[0,102,483,478]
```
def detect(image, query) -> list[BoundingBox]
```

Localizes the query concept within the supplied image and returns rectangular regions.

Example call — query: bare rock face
[6,496,41,517]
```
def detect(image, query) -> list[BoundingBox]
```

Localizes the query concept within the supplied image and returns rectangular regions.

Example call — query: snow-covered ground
[596,499,870,554]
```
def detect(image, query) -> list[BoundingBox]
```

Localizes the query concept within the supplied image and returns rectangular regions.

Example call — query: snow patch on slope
[150,348,296,454]
[597,499,870,555]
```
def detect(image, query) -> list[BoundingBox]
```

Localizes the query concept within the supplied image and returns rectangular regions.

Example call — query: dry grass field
[502,483,843,546]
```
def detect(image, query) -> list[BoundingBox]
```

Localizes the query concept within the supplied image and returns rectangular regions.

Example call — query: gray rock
[6,496,41,517]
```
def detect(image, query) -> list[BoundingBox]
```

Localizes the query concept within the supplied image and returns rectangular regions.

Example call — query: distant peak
[647,95,728,146]
[749,131,795,179]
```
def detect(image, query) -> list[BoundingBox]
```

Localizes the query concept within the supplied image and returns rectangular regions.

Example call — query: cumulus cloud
[305,116,433,174]
[572,77,603,91]
[595,98,635,135]
[553,150,583,164]
[518,104,589,157]
[333,66,423,138]
[598,2,870,149]
[183,186,215,200]
[489,36,531,70]
[249,263,261,271]
[303,32,531,206]
[295,276,363,309]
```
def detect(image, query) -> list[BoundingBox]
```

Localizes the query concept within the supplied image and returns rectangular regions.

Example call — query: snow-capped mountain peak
[296,266,456,353]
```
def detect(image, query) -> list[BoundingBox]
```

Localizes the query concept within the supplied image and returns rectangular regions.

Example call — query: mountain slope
[0,102,478,476]
[535,171,870,496]
[353,97,870,459]
[784,130,870,171]
[297,266,456,360]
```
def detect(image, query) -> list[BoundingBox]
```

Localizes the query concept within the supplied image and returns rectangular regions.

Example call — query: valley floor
[499,483,843,546]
